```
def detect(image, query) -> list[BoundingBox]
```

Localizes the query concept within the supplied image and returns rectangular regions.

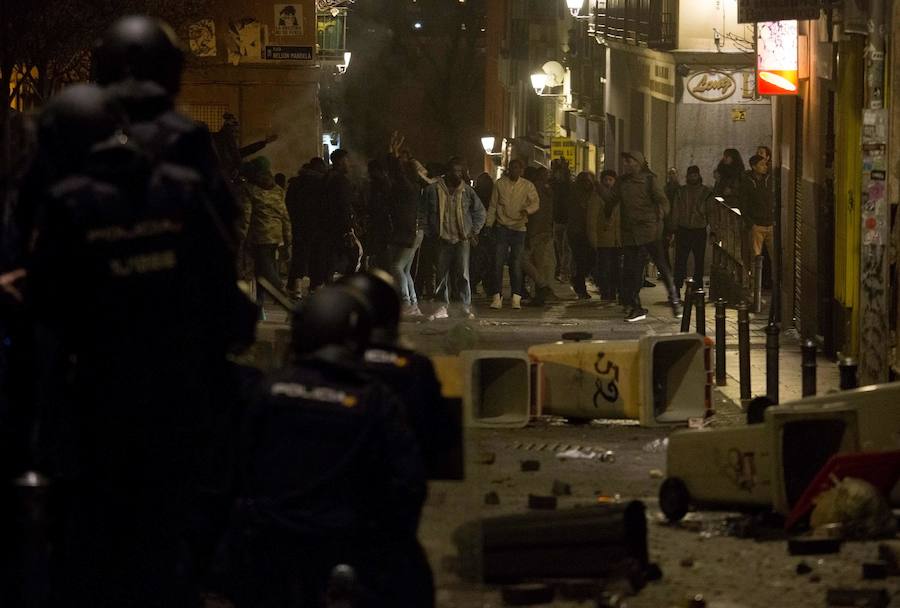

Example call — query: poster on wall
[274,4,303,36]
[227,18,263,65]
[551,137,576,170]
[188,19,217,57]
[756,20,799,95]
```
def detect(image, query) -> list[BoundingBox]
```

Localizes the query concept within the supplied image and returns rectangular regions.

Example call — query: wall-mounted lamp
[566,0,590,19]
[481,135,497,155]
[337,51,352,74]
[530,62,569,97]
[530,73,548,95]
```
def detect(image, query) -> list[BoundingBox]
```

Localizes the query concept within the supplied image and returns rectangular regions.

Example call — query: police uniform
[230,358,426,608]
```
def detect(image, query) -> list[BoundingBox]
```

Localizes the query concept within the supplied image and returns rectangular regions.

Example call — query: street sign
[737,0,825,24]
[264,45,314,60]
[551,137,576,170]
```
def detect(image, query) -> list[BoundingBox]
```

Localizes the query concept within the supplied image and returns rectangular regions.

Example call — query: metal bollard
[715,299,727,386]
[752,255,764,313]
[737,303,751,403]
[694,287,707,336]
[765,321,780,404]
[838,356,859,390]
[801,339,817,397]
[680,278,695,333]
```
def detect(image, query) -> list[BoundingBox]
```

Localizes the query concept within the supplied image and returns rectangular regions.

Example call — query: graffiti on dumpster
[720,448,757,492]
[592,352,620,406]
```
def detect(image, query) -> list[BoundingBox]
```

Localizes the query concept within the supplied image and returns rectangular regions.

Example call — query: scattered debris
[527,494,557,510]
[795,561,812,575]
[596,494,622,504]
[484,491,500,505]
[551,480,572,496]
[685,594,707,608]
[649,469,664,479]
[825,588,889,607]
[520,460,541,472]
[810,477,897,540]
[556,447,615,462]
[595,591,628,608]
[476,452,496,465]
[500,582,555,606]
[862,562,888,580]
[788,537,842,555]
[679,557,694,568]
[642,438,669,453]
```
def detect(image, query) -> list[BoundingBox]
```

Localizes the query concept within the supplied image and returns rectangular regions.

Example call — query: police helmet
[38,84,125,171]
[339,270,401,337]
[291,286,373,356]
[92,16,185,96]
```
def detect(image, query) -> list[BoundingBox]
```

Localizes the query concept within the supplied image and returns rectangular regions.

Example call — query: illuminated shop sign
[756,20,799,95]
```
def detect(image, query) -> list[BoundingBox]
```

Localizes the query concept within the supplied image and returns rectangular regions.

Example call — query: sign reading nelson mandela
[737,0,831,23]
[265,45,314,60]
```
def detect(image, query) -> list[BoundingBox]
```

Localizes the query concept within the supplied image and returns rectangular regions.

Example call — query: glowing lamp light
[566,0,583,17]
[530,72,548,94]
[481,136,496,154]
[757,20,799,96]
[343,51,352,68]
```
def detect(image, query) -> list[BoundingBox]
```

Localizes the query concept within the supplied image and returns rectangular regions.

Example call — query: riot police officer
[229,285,426,607]
[25,81,247,606]
[340,269,458,479]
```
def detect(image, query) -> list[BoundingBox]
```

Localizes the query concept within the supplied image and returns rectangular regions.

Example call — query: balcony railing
[592,0,676,50]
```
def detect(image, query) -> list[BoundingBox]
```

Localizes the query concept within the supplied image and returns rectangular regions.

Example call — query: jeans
[596,247,622,300]
[391,230,424,305]
[673,226,708,290]
[621,240,679,310]
[435,239,472,308]
[492,225,527,297]
[522,232,556,290]
[253,244,283,307]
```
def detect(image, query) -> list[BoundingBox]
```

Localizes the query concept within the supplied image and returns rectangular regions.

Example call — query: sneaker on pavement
[463,308,476,320]
[490,293,503,309]
[429,306,449,320]
[672,302,683,319]
[511,294,522,309]
[625,307,648,322]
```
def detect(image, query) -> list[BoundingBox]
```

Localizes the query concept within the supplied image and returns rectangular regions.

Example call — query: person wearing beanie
[670,166,714,298]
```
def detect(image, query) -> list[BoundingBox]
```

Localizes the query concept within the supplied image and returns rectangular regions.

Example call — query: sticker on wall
[188,19,217,57]
[228,18,262,65]
[274,4,303,36]
[756,20,799,95]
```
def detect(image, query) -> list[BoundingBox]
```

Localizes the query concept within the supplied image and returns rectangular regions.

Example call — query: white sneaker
[428,306,449,320]
[511,294,522,309]
[463,308,476,320]
[490,294,503,309]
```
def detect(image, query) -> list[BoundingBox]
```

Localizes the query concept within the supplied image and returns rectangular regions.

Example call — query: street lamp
[530,73,548,95]
[480,135,496,154]
[566,0,585,18]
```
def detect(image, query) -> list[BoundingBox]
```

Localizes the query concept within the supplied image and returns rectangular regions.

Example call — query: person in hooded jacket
[227,285,426,608]
[712,148,746,209]
[241,156,292,316]
[589,169,622,302]
[600,151,682,322]
[670,165,714,297]
[285,157,327,296]
[567,172,601,300]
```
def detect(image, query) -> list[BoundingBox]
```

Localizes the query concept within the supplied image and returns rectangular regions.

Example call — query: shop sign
[686,72,736,102]
[551,137,576,171]
[757,20,799,95]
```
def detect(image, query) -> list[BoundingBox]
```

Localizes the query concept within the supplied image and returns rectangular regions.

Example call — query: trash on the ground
[596,591,628,608]
[476,451,496,465]
[520,460,541,472]
[788,537,842,555]
[825,587,889,607]
[679,557,694,568]
[810,477,897,540]
[484,491,500,505]
[685,594,707,608]
[688,417,709,429]
[877,542,900,575]
[596,494,622,504]
[862,562,888,580]
[500,582,555,606]
[527,494,557,510]
[795,561,812,575]
[555,447,615,462]
[649,469,664,479]
[551,480,572,496]
[812,522,845,539]
[643,438,669,453]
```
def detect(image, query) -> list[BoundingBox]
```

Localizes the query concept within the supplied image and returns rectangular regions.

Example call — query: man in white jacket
[485,159,539,309]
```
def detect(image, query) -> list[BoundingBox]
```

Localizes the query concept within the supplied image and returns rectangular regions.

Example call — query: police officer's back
[231,286,425,607]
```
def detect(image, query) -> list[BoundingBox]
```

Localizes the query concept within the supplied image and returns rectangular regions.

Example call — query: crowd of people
[251,136,774,324]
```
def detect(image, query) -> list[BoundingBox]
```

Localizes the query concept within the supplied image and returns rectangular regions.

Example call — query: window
[317,10,347,56]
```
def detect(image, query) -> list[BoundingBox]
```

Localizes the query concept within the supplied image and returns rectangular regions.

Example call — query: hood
[623,151,647,166]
